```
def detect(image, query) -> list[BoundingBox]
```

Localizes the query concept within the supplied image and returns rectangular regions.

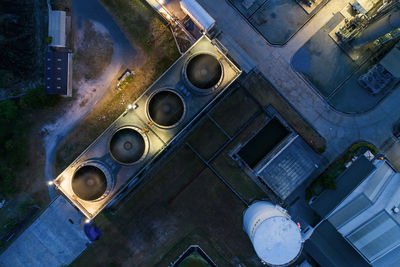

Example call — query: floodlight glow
[127,104,133,110]
[47,181,54,186]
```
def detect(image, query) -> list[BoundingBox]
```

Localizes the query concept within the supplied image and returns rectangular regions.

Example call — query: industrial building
[53,35,241,219]
[309,154,400,266]
[44,50,73,97]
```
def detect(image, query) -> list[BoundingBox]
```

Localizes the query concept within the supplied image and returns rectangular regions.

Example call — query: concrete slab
[0,197,89,267]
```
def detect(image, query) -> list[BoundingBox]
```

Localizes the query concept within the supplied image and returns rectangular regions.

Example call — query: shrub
[0,167,16,195]
[19,86,59,110]
[45,36,53,44]
[0,100,18,124]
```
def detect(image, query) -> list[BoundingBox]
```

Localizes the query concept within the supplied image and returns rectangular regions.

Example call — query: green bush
[0,70,14,88]
[0,167,16,195]
[320,174,337,190]
[19,86,59,110]
[0,100,18,124]
[45,36,53,44]
[0,87,54,196]
[349,142,378,155]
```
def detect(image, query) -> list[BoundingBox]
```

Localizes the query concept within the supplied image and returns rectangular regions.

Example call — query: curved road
[44,0,141,199]
[199,0,400,161]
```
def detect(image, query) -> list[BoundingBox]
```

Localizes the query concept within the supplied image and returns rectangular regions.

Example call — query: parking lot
[291,13,396,113]
[229,0,328,44]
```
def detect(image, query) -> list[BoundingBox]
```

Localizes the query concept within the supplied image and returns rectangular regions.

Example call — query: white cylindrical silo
[243,201,303,266]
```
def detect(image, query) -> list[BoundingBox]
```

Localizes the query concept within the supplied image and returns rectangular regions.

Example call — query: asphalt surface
[198,0,400,163]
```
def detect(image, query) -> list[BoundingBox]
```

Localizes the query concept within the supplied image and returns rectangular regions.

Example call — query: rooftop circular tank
[243,201,303,266]
[183,53,223,94]
[147,89,185,128]
[109,127,147,164]
[71,163,113,201]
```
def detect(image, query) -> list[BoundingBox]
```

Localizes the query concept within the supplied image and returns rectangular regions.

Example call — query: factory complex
[1,0,400,266]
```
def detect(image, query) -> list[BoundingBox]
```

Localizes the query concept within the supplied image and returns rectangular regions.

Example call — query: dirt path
[43,16,144,199]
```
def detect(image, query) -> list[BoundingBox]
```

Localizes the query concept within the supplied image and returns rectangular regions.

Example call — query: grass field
[242,72,326,152]
[187,117,230,161]
[210,88,260,136]
[71,147,260,266]
[209,113,270,203]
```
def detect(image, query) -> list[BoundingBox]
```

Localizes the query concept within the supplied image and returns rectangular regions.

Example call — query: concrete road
[197,0,400,161]
[0,197,89,267]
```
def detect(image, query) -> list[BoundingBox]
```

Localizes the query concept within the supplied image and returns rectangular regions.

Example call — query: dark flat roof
[305,221,370,267]
[45,50,71,95]
[238,118,289,168]
[311,156,376,218]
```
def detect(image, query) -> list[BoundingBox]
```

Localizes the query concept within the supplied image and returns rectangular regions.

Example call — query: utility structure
[243,201,303,266]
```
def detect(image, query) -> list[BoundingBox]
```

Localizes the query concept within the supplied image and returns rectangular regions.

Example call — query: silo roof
[253,216,302,265]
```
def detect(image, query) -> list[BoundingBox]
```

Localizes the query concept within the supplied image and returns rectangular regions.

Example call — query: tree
[0,100,18,123]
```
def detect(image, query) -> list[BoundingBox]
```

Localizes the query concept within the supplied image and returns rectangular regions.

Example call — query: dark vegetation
[0,87,59,196]
[306,142,378,201]
[0,0,47,91]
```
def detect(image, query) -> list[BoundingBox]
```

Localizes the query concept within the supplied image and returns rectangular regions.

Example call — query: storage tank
[180,0,215,32]
[109,126,148,164]
[243,202,303,266]
[71,161,114,201]
[147,89,186,128]
[183,53,223,94]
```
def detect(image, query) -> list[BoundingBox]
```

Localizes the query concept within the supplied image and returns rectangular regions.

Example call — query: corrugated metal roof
[328,194,372,228]
[180,0,215,32]
[48,10,66,47]
[347,211,400,262]
[257,136,321,200]
[363,161,393,201]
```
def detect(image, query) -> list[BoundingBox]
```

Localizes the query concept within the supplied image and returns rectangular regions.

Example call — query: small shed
[45,50,72,97]
[48,10,66,47]
[180,0,215,32]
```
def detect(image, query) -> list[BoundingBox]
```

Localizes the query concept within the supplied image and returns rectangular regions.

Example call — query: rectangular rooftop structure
[311,156,376,218]
[180,0,215,32]
[54,35,241,219]
[256,135,321,200]
[45,50,72,97]
[380,44,400,78]
[236,114,321,200]
[48,10,66,47]
[311,157,400,266]
[305,220,369,267]
[238,118,289,168]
